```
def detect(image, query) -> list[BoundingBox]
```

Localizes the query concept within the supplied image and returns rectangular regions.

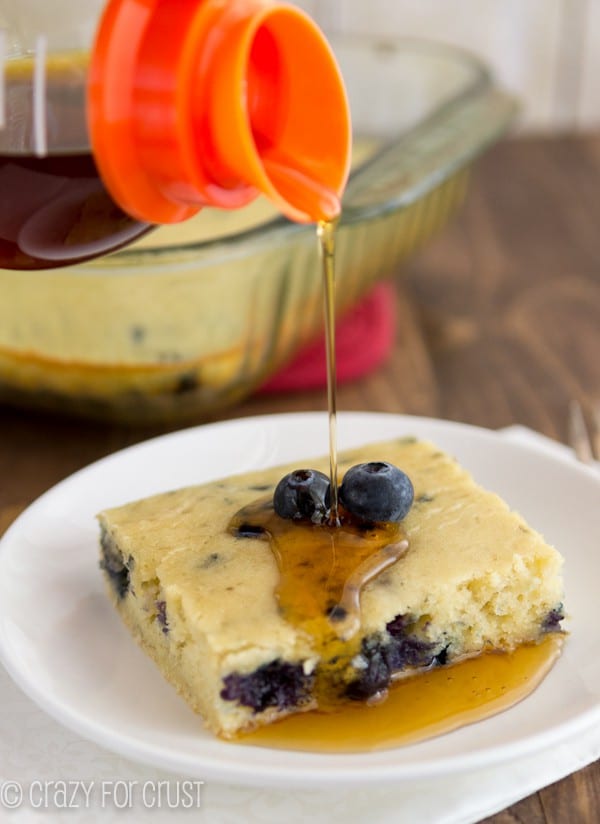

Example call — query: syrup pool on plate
[242,635,564,752]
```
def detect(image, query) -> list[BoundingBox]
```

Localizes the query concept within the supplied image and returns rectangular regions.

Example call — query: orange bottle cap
[87,0,351,225]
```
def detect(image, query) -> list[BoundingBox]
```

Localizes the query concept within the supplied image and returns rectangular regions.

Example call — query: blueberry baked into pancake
[98,437,565,739]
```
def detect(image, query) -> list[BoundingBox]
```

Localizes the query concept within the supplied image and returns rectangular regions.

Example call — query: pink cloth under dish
[260,282,396,393]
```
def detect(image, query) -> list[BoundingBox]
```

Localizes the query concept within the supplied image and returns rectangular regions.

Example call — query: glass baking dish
[0,37,517,423]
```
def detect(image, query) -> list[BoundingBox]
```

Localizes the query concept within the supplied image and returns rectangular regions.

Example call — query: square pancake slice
[97,437,564,738]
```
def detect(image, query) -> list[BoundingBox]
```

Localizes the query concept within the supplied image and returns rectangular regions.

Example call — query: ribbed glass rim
[86,37,498,272]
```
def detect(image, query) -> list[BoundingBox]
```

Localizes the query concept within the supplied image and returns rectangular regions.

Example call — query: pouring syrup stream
[318,218,340,525]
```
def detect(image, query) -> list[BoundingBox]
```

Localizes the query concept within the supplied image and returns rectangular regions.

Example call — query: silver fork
[568,399,600,466]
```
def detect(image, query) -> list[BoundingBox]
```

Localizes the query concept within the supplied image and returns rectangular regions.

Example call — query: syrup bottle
[0,0,351,269]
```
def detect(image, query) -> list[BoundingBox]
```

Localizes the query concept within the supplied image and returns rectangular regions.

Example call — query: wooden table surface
[1,134,599,822]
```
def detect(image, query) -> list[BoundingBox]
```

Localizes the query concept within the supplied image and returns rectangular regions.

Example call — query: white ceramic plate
[0,412,598,787]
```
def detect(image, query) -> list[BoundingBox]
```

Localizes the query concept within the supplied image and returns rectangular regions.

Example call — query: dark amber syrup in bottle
[0,54,150,270]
